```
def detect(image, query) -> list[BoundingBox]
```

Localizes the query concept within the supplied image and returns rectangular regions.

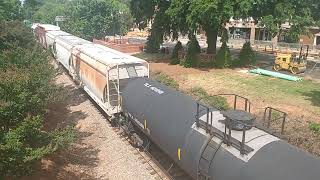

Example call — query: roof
[37,24,60,31]
[47,30,71,37]
[75,44,147,66]
[56,35,91,46]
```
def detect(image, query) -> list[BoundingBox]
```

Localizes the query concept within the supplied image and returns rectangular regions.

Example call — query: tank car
[120,78,320,180]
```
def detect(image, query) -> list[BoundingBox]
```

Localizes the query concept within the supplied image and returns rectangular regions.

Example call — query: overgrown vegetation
[170,41,183,65]
[152,71,179,89]
[0,21,74,178]
[309,123,320,134]
[189,87,229,110]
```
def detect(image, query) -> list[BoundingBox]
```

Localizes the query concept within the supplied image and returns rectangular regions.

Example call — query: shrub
[189,87,229,110]
[182,35,200,68]
[309,122,320,133]
[234,41,256,67]
[214,42,232,68]
[152,71,179,89]
[0,21,74,178]
[170,41,183,65]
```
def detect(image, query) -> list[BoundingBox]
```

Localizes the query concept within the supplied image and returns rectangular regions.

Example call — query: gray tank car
[120,78,320,180]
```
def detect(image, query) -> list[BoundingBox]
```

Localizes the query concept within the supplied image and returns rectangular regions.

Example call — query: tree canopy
[0,0,22,21]
[130,0,320,54]
[61,0,132,41]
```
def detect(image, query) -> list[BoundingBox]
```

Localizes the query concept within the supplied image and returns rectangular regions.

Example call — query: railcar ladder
[108,65,121,112]
[198,140,221,180]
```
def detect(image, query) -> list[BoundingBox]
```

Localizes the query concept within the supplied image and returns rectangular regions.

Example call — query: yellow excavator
[273,45,309,74]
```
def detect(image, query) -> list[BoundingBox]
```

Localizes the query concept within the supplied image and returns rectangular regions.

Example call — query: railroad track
[84,84,191,180]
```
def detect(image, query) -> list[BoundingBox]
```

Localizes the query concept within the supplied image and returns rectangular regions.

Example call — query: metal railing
[214,94,252,113]
[195,102,254,155]
[263,107,287,135]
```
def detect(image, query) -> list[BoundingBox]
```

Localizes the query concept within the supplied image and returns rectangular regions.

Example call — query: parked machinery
[119,78,320,180]
[273,45,309,74]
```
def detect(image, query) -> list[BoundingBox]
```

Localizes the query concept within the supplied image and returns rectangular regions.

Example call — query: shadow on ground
[300,90,320,107]
[23,70,100,180]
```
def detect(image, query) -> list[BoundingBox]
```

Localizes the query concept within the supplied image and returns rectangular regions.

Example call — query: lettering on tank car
[144,83,164,95]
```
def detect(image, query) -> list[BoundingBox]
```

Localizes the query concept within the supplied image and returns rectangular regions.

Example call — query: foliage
[152,71,179,89]
[0,20,36,51]
[32,0,66,24]
[252,0,318,39]
[61,0,132,41]
[0,21,74,177]
[185,0,254,54]
[309,123,320,134]
[214,43,232,68]
[182,34,200,68]
[189,87,229,110]
[0,0,22,21]
[144,0,171,53]
[234,42,256,67]
[129,0,156,29]
[170,41,183,65]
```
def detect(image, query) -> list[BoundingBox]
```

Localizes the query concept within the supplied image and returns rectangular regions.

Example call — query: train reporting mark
[144,82,164,95]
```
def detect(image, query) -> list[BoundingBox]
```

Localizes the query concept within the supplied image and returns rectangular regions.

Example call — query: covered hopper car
[34,24,149,116]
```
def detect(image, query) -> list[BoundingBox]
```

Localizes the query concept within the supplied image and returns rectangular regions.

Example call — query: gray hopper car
[120,78,320,180]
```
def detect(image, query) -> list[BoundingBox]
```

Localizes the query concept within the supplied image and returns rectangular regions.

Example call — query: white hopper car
[34,24,149,117]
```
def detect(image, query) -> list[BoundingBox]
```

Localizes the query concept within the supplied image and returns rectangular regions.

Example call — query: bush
[233,42,256,67]
[182,35,200,68]
[214,42,232,68]
[0,21,74,178]
[189,87,229,110]
[152,71,179,89]
[170,41,183,65]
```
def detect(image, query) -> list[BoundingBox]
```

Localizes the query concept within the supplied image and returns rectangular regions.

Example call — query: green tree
[187,0,254,54]
[0,0,22,21]
[251,0,319,44]
[182,34,201,68]
[62,0,132,41]
[32,0,67,24]
[170,41,183,65]
[214,42,232,68]
[234,41,256,67]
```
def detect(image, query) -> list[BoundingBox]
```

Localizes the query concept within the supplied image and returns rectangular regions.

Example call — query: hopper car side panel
[73,54,107,101]
[55,40,72,71]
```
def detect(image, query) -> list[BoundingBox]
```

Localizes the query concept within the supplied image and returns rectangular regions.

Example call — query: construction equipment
[273,45,309,74]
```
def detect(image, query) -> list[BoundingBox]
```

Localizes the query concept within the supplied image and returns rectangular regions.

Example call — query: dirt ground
[149,62,320,156]
[23,65,156,180]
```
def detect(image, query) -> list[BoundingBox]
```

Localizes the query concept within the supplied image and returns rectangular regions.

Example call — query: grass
[184,70,320,113]
[151,71,179,89]
[309,123,320,133]
[189,87,229,110]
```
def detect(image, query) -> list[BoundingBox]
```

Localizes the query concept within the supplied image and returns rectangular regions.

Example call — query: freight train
[34,24,320,180]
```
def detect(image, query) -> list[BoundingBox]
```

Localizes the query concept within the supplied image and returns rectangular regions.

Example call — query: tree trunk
[206,28,218,54]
